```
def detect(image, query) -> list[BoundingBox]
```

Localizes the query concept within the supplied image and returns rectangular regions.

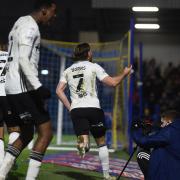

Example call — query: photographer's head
[161,110,180,128]
[73,43,92,62]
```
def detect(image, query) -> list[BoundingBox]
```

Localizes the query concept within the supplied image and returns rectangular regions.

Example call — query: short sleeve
[60,70,68,83]
[95,63,109,81]
[19,26,38,46]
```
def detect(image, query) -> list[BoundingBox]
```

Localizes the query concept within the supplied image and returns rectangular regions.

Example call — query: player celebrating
[0,0,57,180]
[56,43,132,180]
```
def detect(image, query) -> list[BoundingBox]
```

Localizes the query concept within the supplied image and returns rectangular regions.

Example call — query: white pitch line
[47,146,115,152]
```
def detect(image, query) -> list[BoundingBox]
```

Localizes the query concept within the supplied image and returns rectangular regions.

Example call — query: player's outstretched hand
[123,65,133,76]
[36,86,51,99]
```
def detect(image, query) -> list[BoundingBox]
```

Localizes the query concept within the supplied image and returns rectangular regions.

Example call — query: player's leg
[77,134,90,158]
[0,123,34,180]
[4,96,20,145]
[0,96,20,169]
[33,121,53,152]
[0,121,34,180]
[90,108,115,180]
[4,123,21,171]
[70,108,90,158]
[25,121,53,180]
[7,127,20,145]
[0,94,34,179]
[95,136,113,180]
[0,125,4,167]
[0,127,20,172]
[25,90,53,180]
[0,102,5,167]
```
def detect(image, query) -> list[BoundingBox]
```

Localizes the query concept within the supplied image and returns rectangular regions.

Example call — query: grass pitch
[6,135,133,180]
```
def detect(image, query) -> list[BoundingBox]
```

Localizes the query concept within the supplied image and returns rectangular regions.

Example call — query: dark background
[1,0,180,43]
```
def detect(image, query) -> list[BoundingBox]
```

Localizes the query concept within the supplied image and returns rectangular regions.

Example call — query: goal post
[39,20,134,151]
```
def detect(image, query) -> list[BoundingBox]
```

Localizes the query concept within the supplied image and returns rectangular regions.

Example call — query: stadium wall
[100,32,180,67]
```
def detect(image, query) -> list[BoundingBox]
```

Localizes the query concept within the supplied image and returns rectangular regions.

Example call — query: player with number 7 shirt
[56,42,132,180]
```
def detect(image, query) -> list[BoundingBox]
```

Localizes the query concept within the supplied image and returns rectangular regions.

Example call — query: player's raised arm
[102,65,132,87]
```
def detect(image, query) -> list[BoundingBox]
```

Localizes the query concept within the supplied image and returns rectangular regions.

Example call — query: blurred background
[1,0,180,60]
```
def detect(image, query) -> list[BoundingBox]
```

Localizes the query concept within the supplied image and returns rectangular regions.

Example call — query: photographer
[136,117,161,179]
[132,110,180,180]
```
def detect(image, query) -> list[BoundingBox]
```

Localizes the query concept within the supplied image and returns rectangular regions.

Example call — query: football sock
[0,145,20,178]
[25,151,44,180]
[98,145,110,178]
[0,139,4,167]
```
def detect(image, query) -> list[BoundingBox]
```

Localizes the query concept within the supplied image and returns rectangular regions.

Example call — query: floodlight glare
[132,7,159,12]
[41,69,49,75]
[135,24,160,29]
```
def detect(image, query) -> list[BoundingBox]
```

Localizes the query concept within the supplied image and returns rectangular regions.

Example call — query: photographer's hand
[131,120,141,131]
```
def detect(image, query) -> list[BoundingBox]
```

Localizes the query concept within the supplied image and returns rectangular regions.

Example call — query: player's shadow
[55,171,102,180]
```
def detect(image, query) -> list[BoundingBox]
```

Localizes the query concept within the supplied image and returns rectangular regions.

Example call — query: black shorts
[70,108,106,138]
[6,91,50,127]
[0,96,11,127]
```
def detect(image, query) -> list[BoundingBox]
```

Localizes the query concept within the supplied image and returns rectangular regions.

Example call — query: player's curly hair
[73,43,91,61]
[33,0,57,10]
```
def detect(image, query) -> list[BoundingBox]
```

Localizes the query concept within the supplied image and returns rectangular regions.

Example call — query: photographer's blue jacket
[132,119,180,180]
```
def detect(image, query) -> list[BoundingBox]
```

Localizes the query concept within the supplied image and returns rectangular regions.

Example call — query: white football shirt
[60,60,109,110]
[0,51,8,96]
[5,15,42,94]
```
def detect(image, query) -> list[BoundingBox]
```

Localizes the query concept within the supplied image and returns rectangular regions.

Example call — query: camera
[132,117,161,135]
